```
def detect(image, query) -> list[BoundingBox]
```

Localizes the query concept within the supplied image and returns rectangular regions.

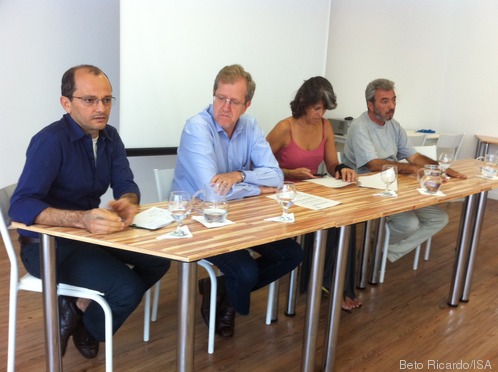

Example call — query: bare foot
[342,296,362,311]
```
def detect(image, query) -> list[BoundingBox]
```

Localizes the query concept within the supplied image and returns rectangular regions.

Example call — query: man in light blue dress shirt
[173,64,302,338]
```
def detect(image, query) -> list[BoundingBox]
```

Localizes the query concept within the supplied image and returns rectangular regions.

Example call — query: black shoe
[216,301,236,338]
[59,296,81,356]
[73,321,99,359]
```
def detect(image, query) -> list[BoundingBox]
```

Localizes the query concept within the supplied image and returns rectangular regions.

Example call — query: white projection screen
[120,0,330,150]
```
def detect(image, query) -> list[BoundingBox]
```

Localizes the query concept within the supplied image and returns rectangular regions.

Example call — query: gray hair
[365,78,395,104]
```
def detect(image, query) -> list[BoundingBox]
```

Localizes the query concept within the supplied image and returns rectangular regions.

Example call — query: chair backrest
[153,169,175,202]
[414,145,438,161]
[436,133,464,159]
[0,184,19,277]
[408,133,427,146]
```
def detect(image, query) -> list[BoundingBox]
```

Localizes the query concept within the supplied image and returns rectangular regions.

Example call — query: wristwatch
[239,170,246,182]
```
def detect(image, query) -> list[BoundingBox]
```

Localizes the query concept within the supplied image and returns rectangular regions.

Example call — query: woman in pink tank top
[267,76,356,183]
[267,76,361,312]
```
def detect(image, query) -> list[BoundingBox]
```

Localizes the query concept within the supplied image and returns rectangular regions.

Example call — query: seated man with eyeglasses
[9,64,170,360]
[172,64,303,338]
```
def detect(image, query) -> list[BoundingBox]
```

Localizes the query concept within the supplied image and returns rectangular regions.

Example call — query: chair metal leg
[424,237,432,261]
[143,289,151,342]
[266,280,278,325]
[285,267,299,317]
[379,219,390,283]
[152,281,160,321]
[7,273,18,372]
[413,245,421,270]
[197,260,217,354]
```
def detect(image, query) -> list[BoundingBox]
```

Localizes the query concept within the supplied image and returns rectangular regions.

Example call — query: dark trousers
[300,225,357,299]
[20,237,170,341]
[207,238,303,315]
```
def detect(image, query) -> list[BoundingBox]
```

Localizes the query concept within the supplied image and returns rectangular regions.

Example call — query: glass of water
[168,191,192,236]
[275,182,298,221]
[380,165,398,197]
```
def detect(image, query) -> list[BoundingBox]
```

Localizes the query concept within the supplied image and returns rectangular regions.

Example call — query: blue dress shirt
[172,104,282,200]
[9,114,139,232]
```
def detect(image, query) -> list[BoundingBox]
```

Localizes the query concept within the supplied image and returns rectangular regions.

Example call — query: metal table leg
[301,229,327,372]
[322,225,351,372]
[177,262,197,372]
[40,233,62,371]
[357,220,372,289]
[370,217,386,285]
[448,194,477,306]
[461,191,488,302]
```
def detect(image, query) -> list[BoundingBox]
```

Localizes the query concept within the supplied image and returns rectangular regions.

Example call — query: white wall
[2,0,498,201]
[326,0,498,198]
[119,0,331,149]
[0,0,120,187]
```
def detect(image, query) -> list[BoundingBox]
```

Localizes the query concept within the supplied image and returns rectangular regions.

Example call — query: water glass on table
[379,165,398,197]
[168,191,192,236]
[275,181,298,221]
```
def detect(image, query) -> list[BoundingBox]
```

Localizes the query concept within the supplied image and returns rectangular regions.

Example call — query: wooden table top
[12,159,497,262]
[475,134,498,145]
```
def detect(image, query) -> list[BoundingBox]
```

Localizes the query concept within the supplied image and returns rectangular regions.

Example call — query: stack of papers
[131,207,174,230]
[358,173,398,191]
[267,191,340,210]
[304,177,351,188]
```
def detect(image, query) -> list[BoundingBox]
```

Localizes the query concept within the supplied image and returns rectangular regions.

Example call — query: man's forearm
[34,207,87,229]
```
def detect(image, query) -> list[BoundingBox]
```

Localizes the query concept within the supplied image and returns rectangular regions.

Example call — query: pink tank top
[275,119,326,180]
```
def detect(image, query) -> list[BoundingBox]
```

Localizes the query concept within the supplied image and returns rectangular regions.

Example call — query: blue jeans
[20,237,170,341]
[207,238,303,315]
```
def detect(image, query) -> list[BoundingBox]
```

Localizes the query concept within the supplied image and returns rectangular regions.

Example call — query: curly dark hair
[290,76,337,118]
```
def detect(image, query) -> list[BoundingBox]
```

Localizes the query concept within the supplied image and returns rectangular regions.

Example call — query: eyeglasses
[213,94,245,108]
[71,96,116,107]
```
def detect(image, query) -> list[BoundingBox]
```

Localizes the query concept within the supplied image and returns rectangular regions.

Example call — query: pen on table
[313,173,327,177]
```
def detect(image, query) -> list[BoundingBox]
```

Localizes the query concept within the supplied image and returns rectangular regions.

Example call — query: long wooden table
[12,159,497,371]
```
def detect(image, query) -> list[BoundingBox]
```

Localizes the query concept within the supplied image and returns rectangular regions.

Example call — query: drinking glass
[438,152,453,179]
[380,165,398,197]
[168,191,192,236]
[275,182,298,221]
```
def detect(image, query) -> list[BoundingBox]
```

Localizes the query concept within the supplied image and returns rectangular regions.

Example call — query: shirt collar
[63,113,111,143]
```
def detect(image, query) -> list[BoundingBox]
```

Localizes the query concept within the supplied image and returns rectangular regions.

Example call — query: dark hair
[290,76,337,118]
[213,64,256,103]
[61,64,111,98]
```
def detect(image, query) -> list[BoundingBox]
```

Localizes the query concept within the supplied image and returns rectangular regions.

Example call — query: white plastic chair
[379,220,431,284]
[1,184,113,372]
[414,145,438,160]
[436,133,464,159]
[147,169,276,354]
[408,133,427,146]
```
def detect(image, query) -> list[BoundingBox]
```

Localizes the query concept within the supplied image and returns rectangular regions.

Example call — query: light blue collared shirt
[172,104,283,200]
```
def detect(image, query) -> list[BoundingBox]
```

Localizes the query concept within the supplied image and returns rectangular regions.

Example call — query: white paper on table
[131,207,174,230]
[304,177,352,188]
[156,226,192,239]
[192,215,235,228]
[264,213,295,223]
[477,175,498,181]
[267,191,340,210]
[358,173,398,191]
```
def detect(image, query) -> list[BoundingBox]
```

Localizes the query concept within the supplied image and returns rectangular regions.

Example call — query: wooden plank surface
[11,159,498,262]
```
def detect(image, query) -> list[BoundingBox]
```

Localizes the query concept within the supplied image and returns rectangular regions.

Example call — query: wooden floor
[1,199,498,371]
